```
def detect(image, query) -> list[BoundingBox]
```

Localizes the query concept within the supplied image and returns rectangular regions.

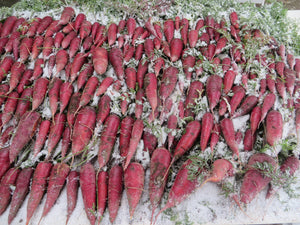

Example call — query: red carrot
[96,77,113,96]
[69,37,81,59]
[260,92,276,124]
[45,20,62,38]
[9,111,41,163]
[77,76,99,112]
[0,56,14,83]
[82,36,93,51]
[0,84,9,107]
[124,67,136,90]
[33,119,51,157]
[135,44,144,60]
[250,106,261,135]
[134,89,143,120]
[61,31,77,49]
[182,55,195,80]
[47,113,66,155]
[14,87,32,123]
[74,13,86,32]
[0,37,8,54]
[79,20,92,41]
[285,68,296,96]
[72,107,96,156]
[26,162,52,225]
[266,110,283,146]
[0,168,20,215]
[275,61,285,78]
[91,22,100,41]
[60,126,71,159]
[1,91,19,126]
[154,57,165,77]
[54,32,64,48]
[124,162,144,218]
[266,74,276,94]
[109,47,124,80]
[55,49,68,76]
[159,66,178,102]
[96,95,111,126]
[188,29,198,48]
[126,18,136,38]
[27,17,41,37]
[66,92,81,128]
[0,147,10,180]
[108,165,123,223]
[200,112,214,151]
[219,96,230,116]
[97,171,108,224]
[59,81,73,114]
[163,19,174,43]
[59,7,75,25]
[0,126,14,148]
[243,129,256,151]
[206,74,223,112]
[144,73,158,115]
[223,70,236,95]
[31,58,44,81]
[40,163,70,220]
[137,60,148,89]
[1,16,17,37]
[8,167,33,224]
[17,69,32,94]
[229,86,245,116]
[77,63,94,90]
[8,62,25,93]
[120,116,134,158]
[42,36,54,59]
[132,27,144,45]
[66,171,79,224]
[170,38,183,62]
[233,95,258,118]
[19,37,33,63]
[70,53,86,83]
[210,124,220,152]
[220,118,239,157]
[32,77,49,111]
[107,23,117,46]
[184,80,204,117]
[4,31,20,54]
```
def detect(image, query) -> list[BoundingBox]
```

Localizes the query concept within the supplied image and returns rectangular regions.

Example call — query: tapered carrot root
[266,110,283,146]
[220,118,239,157]
[97,171,108,224]
[33,119,51,157]
[66,171,79,225]
[144,73,158,115]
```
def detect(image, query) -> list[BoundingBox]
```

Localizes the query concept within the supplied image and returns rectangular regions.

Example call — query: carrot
[296,108,300,144]
[124,162,144,218]
[154,57,165,77]
[134,89,144,120]
[109,47,124,80]
[95,77,113,97]
[137,60,148,89]
[77,63,94,90]
[1,91,19,126]
[220,118,239,157]
[9,111,40,163]
[0,126,14,148]
[108,165,123,224]
[94,25,106,45]
[149,148,171,222]
[60,126,71,159]
[154,159,205,224]
[230,11,239,29]
[82,36,93,51]
[126,17,136,39]
[97,171,108,224]
[200,159,233,187]
[44,20,62,38]
[31,58,44,81]
[97,114,120,168]
[33,119,51,157]
[0,16,17,37]
[72,107,96,156]
[200,112,214,151]
[69,37,81,59]
[285,68,296,96]
[144,73,158,115]
[77,76,99,112]
[19,37,33,63]
[67,92,81,128]
[0,37,8,54]
[79,20,92,41]
[66,171,79,224]
[134,44,143,61]
[260,92,276,124]
[27,17,41,37]
[47,113,66,155]
[74,13,86,32]
[120,116,134,158]
[59,81,73,114]
[55,49,68,76]
[163,19,174,43]
[131,27,144,45]
[233,95,258,118]
[15,70,32,95]
[91,22,100,41]
[195,18,204,31]
[188,29,198,48]
[96,95,111,126]
[70,53,86,83]
[218,96,230,116]
[58,7,75,25]
[8,167,33,224]
[4,31,20,54]
[32,77,49,111]
[107,23,117,46]
[170,38,183,62]
[0,147,10,180]
[295,58,300,78]
[243,129,256,151]
[240,153,276,204]
[0,56,14,83]
[0,84,9,107]
[42,36,54,59]
[229,86,245,116]
[184,80,204,117]
[46,55,55,79]
[266,110,283,146]
[124,67,136,90]
[61,31,77,49]
[250,106,261,135]
[0,168,20,215]
[8,62,26,93]
[266,74,276,94]
[26,162,52,225]
[275,61,285,78]
[54,32,64,48]
[166,114,177,150]
[206,74,223,112]
[223,70,236,95]
[182,55,195,80]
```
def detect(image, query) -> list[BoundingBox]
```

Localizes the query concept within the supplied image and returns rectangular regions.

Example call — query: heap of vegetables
[0,3,299,225]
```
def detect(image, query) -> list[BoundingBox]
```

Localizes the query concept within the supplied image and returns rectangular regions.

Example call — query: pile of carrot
[0,5,299,225]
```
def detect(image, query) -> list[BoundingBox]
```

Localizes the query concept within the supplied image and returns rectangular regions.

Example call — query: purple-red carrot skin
[32,78,49,111]
[202,159,233,185]
[250,106,262,135]
[97,171,108,223]
[167,114,177,150]
[276,77,286,100]
[27,17,41,37]
[2,91,19,126]
[17,69,33,94]
[124,162,144,217]
[61,126,71,158]
[296,108,300,141]
[126,18,136,38]
[135,44,144,60]
[9,62,26,93]
[82,36,93,51]
[1,16,17,37]
[184,81,204,117]
[220,118,239,157]
[96,77,114,96]
[0,147,10,180]
[170,38,183,62]
[62,22,75,34]
[80,163,96,225]
[54,32,64,48]
[59,82,74,114]
[31,36,44,60]
[41,163,70,218]
[260,92,276,123]
[91,22,100,40]
[0,56,14,83]
[8,168,33,224]
[233,95,258,118]
[9,111,41,163]
[77,63,94,90]
[219,96,230,116]
[143,131,157,155]
[266,74,276,94]
[48,55,56,78]
[164,19,174,43]
[200,112,214,151]
[243,129,256,151]
[19,37,33,63]
[135,89,144,120]
[189,29,198,48]
[49,78,63,117]
[144,73,158,113]
[96,95,111,125]
[72,107,96,156]
[266,110,283,146]
[125,67,137,90]
[36,16,53,35]
[223,70,236,95]
[98,114,120,169]
[230,86,245,116]
[74,13,86,32]
[47,113,66,155]
[154,57,165,77]
[55,49,68,76]
[78,76,99,109]
[31,58,44,81]
[137,60,148,89]
[66,171,79,224]
[0,168,20,215]
[33,119,51,157]
[149,148,171,220]
[45,20,62,38]
[0,84,9,106]
[173,120,201,161]
[26,162,52,225]
[206,75,223,112]
[107,23,117,46]
[70,53,87,83]
[160,66,178,101]
[59,7,75,25]
[69,37,81,59]
[108,165,123,224]
[182,55,196,80]
[120,116,134,158]
[109,47,124,80]
[61,31,77,49]
[0,126,14,148]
